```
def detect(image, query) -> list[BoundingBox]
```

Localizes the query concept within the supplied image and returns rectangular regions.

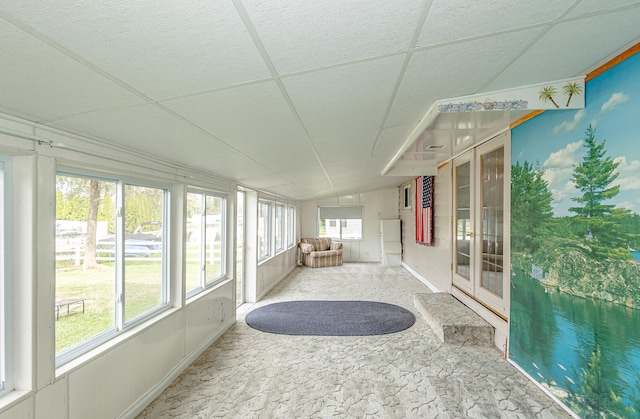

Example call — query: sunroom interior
[0,1,639,418]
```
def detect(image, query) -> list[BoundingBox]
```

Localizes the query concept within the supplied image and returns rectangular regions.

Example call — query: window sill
[55,305,179,378]
[0,390,33,415]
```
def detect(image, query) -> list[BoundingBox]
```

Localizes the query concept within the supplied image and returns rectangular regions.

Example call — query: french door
[453,133,509,316]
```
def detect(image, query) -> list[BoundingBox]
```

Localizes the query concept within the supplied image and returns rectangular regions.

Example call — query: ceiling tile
[239,174,290,189]
[242,0,423,74]
[162,81,309,153]
[387,27,544,127]
[567,1,640,18]
[312,131,378,165]
[0,22,143,122]
[47,104,238,169]
[485,9,640,91]
[1,0,271,98]
[417,0,574,47]
[207,155,274,180]
[247,143,320,173]
[283,56,405,139]
[373,125,415,158]
[278,166,328,183]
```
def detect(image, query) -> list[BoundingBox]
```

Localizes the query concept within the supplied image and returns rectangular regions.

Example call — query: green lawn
[55,261,162,353]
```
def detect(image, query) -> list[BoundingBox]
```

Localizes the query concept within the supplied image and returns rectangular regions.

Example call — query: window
[0,157,11,395]
[258,200,272,261]
[55,172,168,365]
[318,206,363,240]
[275,203,285,252]
[287,205,295,248]
[403,184,411,209]
[186,191,226,297]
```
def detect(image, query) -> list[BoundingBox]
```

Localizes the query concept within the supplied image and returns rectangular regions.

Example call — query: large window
[55,173,168,365]
[318,206,363,240]
[186,191,226,297]
[257,201,272,261]
[275,203,285,252]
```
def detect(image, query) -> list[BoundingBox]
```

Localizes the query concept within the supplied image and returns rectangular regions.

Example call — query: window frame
[0,157,12,396]
[257,200,272,262]
[403,184,411,210]
[185,189,227,299]
[55,169,171,366]
[275,203,285,253]
[286,205,295,248]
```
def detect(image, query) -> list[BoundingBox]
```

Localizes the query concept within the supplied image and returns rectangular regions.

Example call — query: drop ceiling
[1,1,639,201]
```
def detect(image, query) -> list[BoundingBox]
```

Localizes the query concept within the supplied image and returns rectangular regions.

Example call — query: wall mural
[510,50,640,418]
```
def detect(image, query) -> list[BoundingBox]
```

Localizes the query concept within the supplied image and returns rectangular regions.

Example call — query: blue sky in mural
[512,52,640,216]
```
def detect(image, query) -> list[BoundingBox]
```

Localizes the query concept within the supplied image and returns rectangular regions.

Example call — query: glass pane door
[476,142,507,312]
[453,152,473,292]
[451,133,509,316]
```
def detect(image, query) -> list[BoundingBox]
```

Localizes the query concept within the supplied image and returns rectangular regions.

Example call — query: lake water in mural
[510,50,640,417]
[510,269,640,410]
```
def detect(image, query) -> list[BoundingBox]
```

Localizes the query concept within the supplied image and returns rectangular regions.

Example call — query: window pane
[258,202,271,260]
[56,175,116,354]
[205,195,224,285]
[0,161,7,393]
[287,206,294,247]
[480,147,504,297]
[342,219,362,239]
[275,204,284,251]
[124,184,165,322]
[185,192,202,294]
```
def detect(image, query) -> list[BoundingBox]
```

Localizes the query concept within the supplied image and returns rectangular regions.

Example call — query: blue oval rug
[245,300,415,336]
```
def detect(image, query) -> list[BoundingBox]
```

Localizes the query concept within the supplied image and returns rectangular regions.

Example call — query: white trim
[402,262,440,293]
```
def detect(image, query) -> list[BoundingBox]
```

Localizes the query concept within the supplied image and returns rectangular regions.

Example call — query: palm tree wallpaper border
[510,51,640,418]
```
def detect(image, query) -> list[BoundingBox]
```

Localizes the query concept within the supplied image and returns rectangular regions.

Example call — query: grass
[55,261,163,353]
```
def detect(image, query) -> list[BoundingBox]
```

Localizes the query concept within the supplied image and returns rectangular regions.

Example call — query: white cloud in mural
[613,156,640,191]
[601,92,629,113]
[553,109,586,134]
[543,140,583,202]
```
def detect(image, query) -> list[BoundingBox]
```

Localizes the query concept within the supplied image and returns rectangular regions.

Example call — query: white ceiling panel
[48,105,238,169]
[0,21,142,122]
[0,0,271,99]
[207,155,273,181]
[387,28,544,127]
[247,143,320,173]
[162,81,309,153]
[239,174,291,189]
[312,131,378,165]
[373,125,415,158]
[324,161,367,179]
[417,0,574,47]
[241,0,424,74]
[567,1,640,18]
[278,166,329,183]
[283,56,405,139]
[1,2,639,201]
[486,9,640,91]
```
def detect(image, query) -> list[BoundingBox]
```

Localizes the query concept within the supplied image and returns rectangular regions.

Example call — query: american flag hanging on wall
[415,175,434,246]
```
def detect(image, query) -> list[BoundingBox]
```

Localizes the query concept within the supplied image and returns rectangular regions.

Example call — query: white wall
[300,188,399,263]
[400,164,452,293]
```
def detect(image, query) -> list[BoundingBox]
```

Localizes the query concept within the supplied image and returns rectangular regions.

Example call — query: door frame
[451,131,511,319]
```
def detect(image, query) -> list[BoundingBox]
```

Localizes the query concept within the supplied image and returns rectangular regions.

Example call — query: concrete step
[414,292,494,346]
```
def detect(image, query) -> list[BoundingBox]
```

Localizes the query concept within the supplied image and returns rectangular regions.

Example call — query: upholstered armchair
[298,237,343,268]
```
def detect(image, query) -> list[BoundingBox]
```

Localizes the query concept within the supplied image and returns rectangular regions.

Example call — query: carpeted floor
[245,300,415,336]
[138,263,572,418]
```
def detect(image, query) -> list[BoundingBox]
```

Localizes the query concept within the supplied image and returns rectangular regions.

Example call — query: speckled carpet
[245,300,416,336]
